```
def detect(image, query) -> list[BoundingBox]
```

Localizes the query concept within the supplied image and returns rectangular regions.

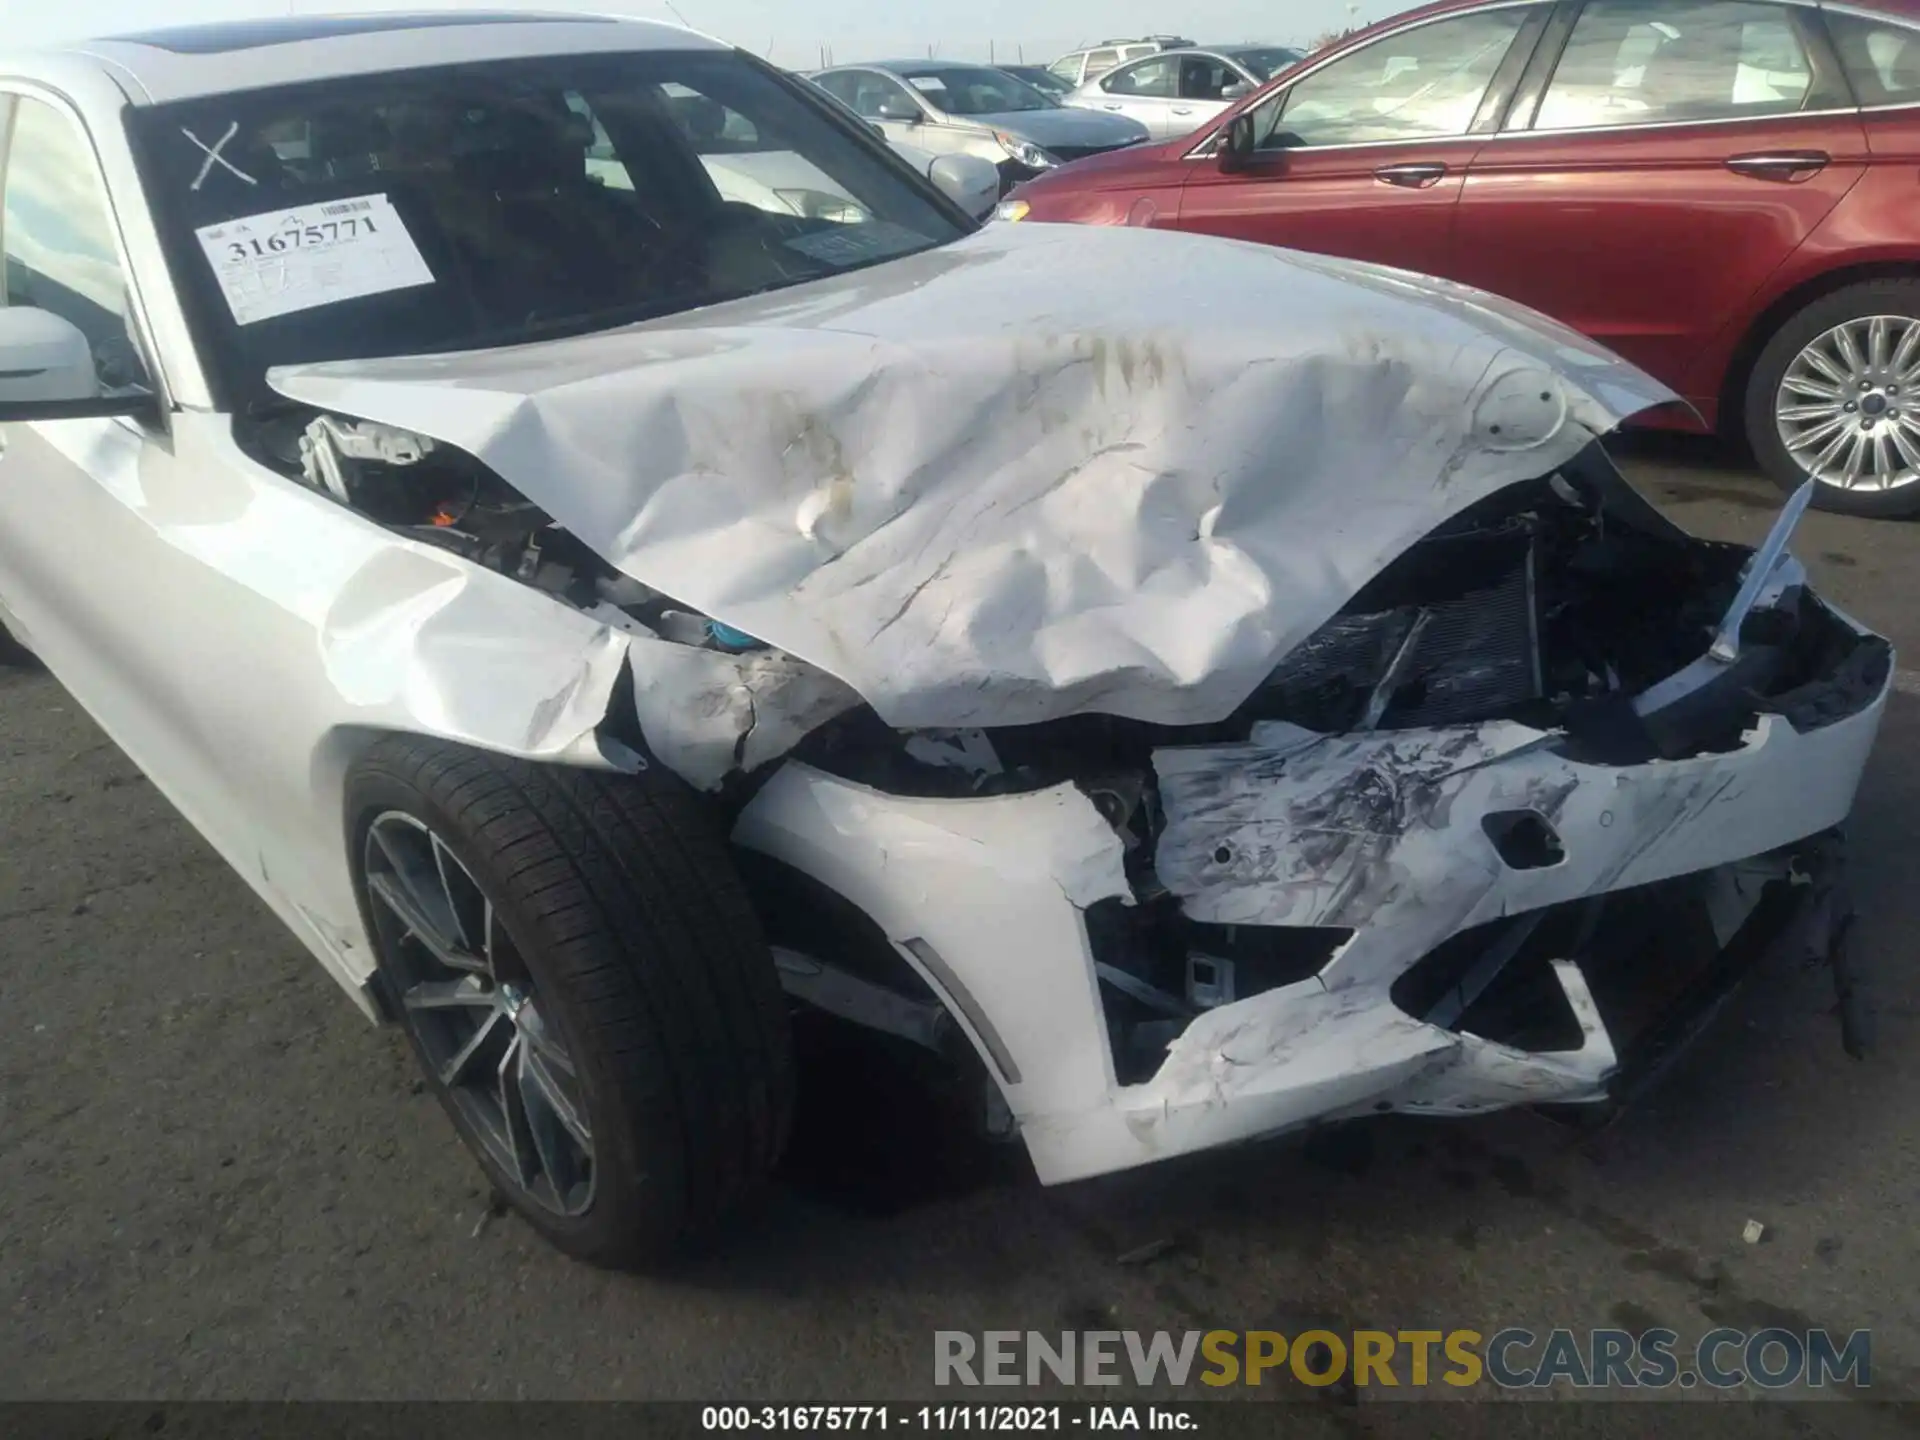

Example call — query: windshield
[892,66,1057,114]
[1223,47,1306,80]
[1004,66,1075,96]
[129,50,968,403]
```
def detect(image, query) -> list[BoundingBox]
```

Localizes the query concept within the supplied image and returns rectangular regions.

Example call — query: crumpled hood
[270,222,1676,731]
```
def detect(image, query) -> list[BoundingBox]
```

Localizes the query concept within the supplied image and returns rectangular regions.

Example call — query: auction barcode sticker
[193,192,433,326]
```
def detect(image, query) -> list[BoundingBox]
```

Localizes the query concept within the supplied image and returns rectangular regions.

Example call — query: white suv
[1046,36,1195,88]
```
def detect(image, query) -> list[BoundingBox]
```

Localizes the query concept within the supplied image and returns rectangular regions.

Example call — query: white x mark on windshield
[183,122,258,191]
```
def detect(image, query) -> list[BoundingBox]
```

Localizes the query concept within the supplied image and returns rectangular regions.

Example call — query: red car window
[1534,0,1813,131]
[1826,11,1920,106]
[1257,8,1529,149]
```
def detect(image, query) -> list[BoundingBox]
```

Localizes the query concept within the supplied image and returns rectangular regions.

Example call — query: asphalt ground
[2,434,1917,1436]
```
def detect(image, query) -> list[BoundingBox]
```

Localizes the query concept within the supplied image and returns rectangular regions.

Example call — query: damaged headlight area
[253,408,778,656]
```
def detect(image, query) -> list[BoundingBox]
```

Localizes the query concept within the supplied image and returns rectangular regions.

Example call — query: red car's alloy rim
[1777,315,1920,493]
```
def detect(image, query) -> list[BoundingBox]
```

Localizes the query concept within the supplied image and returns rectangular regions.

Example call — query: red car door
[1451,0,1869,398]
[1177,5,1551,277]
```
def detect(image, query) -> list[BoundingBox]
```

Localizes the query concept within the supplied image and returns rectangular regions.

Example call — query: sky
[0,0,1406,70]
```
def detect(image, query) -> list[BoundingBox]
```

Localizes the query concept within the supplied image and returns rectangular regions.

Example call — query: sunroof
[107,13,607,56]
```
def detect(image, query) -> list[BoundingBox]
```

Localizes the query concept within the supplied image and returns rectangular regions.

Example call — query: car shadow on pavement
[774,1014,1029,1219]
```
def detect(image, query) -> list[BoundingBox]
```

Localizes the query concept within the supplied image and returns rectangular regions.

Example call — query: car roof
[1346,0,1920,32]
[865,60,1006,73]
[3,11,725,106]
[1058,40,1166,56]
[1109,48,1236,63]
[1297,0,1920,74]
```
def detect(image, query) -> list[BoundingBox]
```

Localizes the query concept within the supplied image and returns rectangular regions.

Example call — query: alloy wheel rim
[363,812,594,1217]
[1776,314,1920,493]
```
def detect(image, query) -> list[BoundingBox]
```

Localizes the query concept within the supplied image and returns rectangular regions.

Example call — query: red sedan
[1008,0,1920,515]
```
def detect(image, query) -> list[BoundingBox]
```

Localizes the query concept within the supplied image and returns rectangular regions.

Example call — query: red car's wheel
[1747,279,1920,518]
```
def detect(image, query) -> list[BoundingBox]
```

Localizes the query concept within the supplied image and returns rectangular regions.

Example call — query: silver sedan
[812,61,1149,190]
[1068,45,1304,140]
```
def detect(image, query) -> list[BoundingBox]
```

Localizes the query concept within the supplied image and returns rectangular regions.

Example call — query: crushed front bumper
[732,615,1885,1184]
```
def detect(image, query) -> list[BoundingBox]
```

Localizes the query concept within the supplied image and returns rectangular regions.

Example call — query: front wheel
[1746,279,1920,518]
[346,736,794,1269]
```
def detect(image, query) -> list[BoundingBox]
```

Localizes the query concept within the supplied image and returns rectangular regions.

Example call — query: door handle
[1726,150,1830,181]
[1173,106,1193,115]
[1103,103,1123,111]
[1375,162,1448,188]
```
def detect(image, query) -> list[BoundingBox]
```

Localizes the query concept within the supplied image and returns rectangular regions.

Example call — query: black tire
[345,735,794,1269]
[1746,278,1920,518]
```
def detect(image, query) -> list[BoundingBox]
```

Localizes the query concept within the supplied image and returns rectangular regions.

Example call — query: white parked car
[1047,36,1197,89]
[0,12,1889,1269]
[1067,45,1307,140]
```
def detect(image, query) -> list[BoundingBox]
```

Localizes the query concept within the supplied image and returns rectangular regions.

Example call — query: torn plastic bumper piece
[1630,478,1817,759]
[1396,830,1858,1133]
[1593,830,1860,1118]
[730,611,1886,1185]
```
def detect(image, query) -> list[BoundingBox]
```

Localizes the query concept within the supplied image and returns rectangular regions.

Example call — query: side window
[1085,49,1122,80]
[1104,58,1179,98]
[665,82,869,225]
[1179,57,1236,101]
[814,73,863,110]
[1049,56,1082,82]
[850,73,919,121]
[1,96,150,394]
[1260,9,1529,148]
[566,90,632,191]
[1534,1,1812,131]
[1827,14,1920,107]
[660,83,761,151]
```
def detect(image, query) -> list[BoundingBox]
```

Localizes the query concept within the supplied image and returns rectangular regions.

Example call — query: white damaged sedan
[0,14,1892,1268]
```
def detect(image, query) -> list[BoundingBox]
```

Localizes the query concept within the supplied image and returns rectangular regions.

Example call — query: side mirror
[0,308,152,422]
[0,308,96,405]
[875,97,921,124]
[1220,113,1258,172]
[867,120,887,141]
[1221,81,1252,100]
[928,153,1001,219]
